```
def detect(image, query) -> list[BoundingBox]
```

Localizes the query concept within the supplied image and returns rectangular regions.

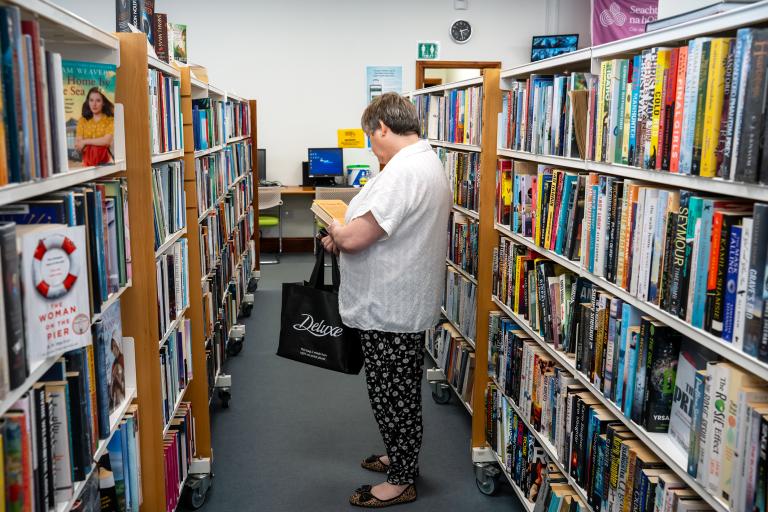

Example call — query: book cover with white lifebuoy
[20,224,91,366]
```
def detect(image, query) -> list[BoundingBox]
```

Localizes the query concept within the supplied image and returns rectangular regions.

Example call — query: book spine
[650,50,669,171]
[722,30,746,178]
[733,218,754,350]
[745,204,768,358]
[700,39,731,178]
[670,47,688,172]
[660,48,679,171]
[680,39,701,174]
[1,223,26,389]
[735,30,768,182]
[715,41,736,178]
[641,50,657,169]
[688,369,706,477]
[628,55,642,167]
[722,225,742,342]
[691,41,711,176]
[644,326,681,432]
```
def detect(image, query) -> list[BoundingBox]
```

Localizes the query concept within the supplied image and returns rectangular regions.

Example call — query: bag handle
[308,248,326,289]
[309,246,342,291]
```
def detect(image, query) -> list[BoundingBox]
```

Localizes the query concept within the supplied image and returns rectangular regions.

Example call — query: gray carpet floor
[201,253,523,511]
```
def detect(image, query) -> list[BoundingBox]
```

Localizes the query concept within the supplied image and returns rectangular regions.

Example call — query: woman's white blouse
[339,140,452,333]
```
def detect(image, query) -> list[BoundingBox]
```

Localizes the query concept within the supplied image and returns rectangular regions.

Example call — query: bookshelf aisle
[410,3,768,512]
[0,2,145,510]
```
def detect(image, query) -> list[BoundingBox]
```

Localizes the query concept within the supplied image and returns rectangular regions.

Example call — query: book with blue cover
[92,298,124,438]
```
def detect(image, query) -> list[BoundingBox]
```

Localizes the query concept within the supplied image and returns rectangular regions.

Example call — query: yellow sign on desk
[337,128,365,148]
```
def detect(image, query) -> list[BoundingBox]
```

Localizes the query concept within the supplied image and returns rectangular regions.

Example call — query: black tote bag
[277,249,363,374]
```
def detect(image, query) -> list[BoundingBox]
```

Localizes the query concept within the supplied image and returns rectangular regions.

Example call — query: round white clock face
[451,19,472,44]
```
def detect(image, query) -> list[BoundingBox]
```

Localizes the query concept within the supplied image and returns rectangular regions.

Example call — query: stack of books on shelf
[439,148,481,213]
[444,266,477,343]
[163,402,194,512]
[0,179,132,316]
[156,238,189,338]
[0,9,125,180]
[492,230,768,510]
[225,98,250,140]
[412,85,483,145]
[160,319,192,427]
[192,98,226,151]
[498,72,590,159]
[448,210,479,279]
[116,0,187,66]
[497,158,768,359]
[152,161,186,249]
[484,381,545,509]
[148,67,183,155]
[426,323,475,408]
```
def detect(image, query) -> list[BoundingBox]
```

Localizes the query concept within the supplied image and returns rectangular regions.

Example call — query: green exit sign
[417,41,440,60]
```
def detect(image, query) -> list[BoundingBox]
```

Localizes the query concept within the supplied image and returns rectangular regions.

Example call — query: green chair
[258,187,283,264]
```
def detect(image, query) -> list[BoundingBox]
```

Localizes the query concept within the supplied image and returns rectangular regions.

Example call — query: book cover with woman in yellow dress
[62,61,117,168]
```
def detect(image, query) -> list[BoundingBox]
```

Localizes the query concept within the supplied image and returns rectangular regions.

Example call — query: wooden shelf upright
[116,33,194,511]
[471,68,501,450]
[250,99,260,276]
[115,33,167,512]
[180,66,213,461]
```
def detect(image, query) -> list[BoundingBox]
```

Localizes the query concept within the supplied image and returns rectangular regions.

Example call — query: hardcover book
[18,224,91,366]
[61,60,117,169]
[169,23,187,64]
[93,299,125,424]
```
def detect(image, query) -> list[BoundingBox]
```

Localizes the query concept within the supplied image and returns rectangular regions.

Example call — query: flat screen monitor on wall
[258,149,266,182]
[530,34,579,62]
[308,148,344,177]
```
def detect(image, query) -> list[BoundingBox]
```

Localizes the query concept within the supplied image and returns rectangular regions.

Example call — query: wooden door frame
[415,60,502,89]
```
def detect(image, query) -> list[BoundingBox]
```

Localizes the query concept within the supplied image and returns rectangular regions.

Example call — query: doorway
[415,60,502,89]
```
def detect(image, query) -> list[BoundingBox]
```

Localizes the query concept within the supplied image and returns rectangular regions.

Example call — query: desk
[281,186,315,196]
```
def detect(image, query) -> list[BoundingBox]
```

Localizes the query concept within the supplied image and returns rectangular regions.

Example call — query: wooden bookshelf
[477,2,768,512]
[116,33,192,511]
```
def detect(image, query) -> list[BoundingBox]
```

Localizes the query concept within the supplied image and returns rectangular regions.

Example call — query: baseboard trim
[261,237,314,253]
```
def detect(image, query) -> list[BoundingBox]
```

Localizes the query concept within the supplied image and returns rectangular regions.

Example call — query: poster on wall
[592,0,658,46]
[365,66,403,104]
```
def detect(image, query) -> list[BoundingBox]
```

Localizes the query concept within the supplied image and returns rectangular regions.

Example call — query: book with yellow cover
[700,38,733,177]
[650,48,672,170]
[311,199,348,226]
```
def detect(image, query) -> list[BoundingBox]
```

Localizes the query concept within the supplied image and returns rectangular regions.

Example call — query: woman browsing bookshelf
[320,93,451,508]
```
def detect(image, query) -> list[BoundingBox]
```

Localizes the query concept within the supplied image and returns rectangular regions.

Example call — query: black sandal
[349,484,417,508]
[361,455,389,473]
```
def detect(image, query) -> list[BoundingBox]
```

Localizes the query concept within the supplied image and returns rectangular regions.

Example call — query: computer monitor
[308,148,343,186]
[257,148,266,182]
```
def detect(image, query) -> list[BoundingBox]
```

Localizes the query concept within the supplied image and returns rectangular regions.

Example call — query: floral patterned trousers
[359,330,425,485]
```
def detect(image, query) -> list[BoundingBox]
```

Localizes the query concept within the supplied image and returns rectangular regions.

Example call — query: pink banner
[592,0,659,46]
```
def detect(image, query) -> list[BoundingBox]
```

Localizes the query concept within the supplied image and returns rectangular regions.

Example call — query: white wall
[56,0,591,186]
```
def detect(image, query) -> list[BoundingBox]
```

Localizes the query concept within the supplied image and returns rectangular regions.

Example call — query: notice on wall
[337,129,366,148]
[592,0,658,46]
[365,66,403,104]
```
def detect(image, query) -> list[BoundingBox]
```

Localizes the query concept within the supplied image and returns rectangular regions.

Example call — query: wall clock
[450,19,472,44]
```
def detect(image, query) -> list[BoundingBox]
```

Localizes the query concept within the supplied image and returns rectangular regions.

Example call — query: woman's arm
[327,211,386,254]
[83,133,114,147]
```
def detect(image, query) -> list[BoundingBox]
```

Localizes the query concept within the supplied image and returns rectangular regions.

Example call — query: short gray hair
[361,92,420,136]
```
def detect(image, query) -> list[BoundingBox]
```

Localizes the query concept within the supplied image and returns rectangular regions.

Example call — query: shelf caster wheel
[227,338,243,357]
[239,303,253,318]
[474,462,501,496]
[182,473,212,510]
[431,383,451,405]
[247,277,258,292]
[218,388,231,408]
